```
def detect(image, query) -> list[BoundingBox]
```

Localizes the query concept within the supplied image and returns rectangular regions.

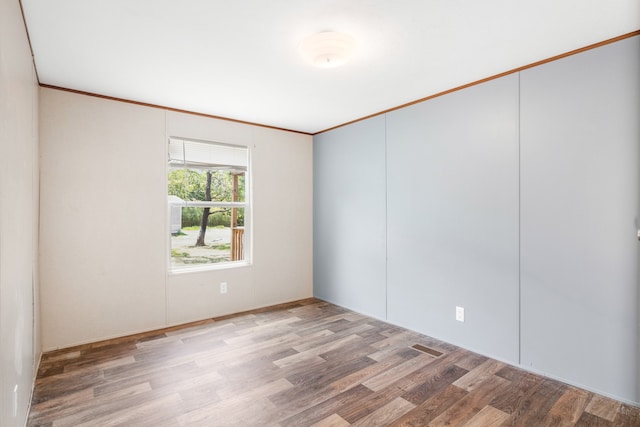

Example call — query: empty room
[1,0,639,426]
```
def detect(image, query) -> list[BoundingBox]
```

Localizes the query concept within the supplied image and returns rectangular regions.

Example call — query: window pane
[168,169,245,203]
[171,207,245,268]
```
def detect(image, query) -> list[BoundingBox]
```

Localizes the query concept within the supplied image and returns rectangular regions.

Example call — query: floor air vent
[412,344,443,357]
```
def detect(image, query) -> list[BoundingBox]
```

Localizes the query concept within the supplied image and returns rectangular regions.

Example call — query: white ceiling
[21,1,639,134]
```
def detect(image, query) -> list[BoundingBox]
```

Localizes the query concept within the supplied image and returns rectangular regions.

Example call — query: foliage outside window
[168,138,249,271]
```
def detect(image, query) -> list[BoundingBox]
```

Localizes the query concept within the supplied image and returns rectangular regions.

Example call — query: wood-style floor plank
[427,374,511,426]
[27,299,640,426]
[541,386,591,426]
[390,384,469,426]
[585,394,622,422]
[462,405,510,427]
[350,397,415,426]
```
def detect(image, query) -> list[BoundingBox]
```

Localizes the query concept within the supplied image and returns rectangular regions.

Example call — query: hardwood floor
[28,299,640,426]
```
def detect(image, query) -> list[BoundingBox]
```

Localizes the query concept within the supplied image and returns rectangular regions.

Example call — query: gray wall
[313,35,640,404]
[520,35,640,400]
[314,116,387,319]
[386,74,520,362]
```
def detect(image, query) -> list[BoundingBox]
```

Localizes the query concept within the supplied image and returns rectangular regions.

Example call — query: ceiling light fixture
[300,31,356,68]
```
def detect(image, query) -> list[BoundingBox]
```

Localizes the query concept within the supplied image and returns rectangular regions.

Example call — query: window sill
[168,260,251,276]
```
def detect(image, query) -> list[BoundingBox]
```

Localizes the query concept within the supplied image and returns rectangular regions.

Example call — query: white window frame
[167,137,251,273]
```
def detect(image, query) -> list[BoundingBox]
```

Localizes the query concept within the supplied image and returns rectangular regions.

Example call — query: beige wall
[0,0,41,425]
[39,88,313,350]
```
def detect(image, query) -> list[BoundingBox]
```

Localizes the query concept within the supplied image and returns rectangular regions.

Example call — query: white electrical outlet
[456,306,465,322]
[220,282,228,294]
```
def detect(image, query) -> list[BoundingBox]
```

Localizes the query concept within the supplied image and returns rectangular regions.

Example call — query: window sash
[170,201,246,209]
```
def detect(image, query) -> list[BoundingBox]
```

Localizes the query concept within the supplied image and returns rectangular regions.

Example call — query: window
[168,138,249,271]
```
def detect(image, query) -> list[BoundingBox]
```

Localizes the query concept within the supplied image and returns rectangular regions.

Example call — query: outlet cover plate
[456,306,465,322]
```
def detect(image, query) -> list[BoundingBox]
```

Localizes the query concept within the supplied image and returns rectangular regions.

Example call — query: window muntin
[168,138,249,271]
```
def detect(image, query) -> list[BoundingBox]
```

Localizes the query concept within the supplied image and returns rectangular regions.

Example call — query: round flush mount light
[299,31,356,68]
